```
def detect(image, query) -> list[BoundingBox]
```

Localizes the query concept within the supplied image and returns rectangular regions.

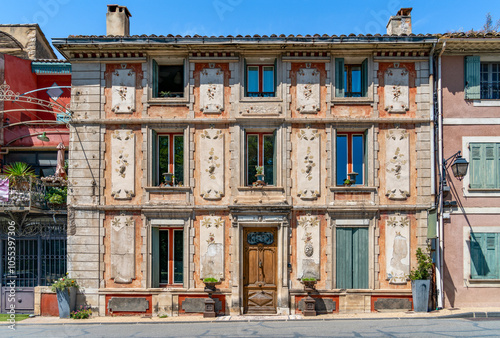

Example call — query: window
[335,58,368,98]
[336,227,368,289]
[336,132,366,186]
[469,143,500,189]
[246,132,276,186]
[153,133,184,186]
[152,61,184,98]
[470,232,499,279]
[152,228,183,286]
[465,56,500,100]
[3,151,62,177]
[245,63,276,97]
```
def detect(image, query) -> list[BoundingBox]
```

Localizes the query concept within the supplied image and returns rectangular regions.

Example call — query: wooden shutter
[464,56,480,100]
[470,143,483,189]
[152,130,158,186]
[361,58,368,97]
[470,233,499,279]
[152,227,160,287]
[244,59,248,97]
[484,144,496,189]
[152,59,159,98]
[335,58,345,98]
[336,227,369,289]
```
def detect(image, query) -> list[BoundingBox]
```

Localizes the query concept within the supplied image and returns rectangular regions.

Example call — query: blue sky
[1,0,499,58]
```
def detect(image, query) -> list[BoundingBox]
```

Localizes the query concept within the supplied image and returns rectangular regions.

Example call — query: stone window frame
[236,124,284,189]
[463,225,500,287]
[240,55,282,102]
[149,56,190,103]
[462,136,500,197]
[331,55,373,104]
[330,218,375,291]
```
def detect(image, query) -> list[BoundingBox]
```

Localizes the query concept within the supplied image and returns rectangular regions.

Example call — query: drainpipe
[436,41,446,310]
[429,42,436,196]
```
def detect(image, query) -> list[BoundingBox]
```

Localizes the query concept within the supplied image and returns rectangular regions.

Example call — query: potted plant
[300,277,317,316]
[409,247,433,312]
[202,277,219,293]
[3,162,37,190]
[202,277,219,318]
[45,186,67,209]
[51,273,79,319]
[301,277,317,291]
[255,166,265,182]
[162,172,173,186]
[348,172,358,184]
[343,179,352,187]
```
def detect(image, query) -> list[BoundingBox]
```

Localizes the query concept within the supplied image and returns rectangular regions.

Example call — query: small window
[336,132,365,186]
[154,133,184,186]
[335,58,368,98]
[246,65,275,97]
[246,132,276,186]
[470,232,499,279]
[152,61,184,98]
[480,63,500,100]
[152,227,184,286]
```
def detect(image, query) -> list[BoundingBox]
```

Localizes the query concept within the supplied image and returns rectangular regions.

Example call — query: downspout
[436,41,446,310]
[429,42,436,196]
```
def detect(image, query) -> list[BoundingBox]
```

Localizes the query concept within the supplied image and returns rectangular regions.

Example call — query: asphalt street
[3,318,500,337]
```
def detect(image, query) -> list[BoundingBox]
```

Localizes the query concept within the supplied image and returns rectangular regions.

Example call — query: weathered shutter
[361,58,368,97]
[470,143,483,189]
[464,56,480,100]
[470,233,499,279]
[497,144,500,189]
[152,59,159,98]
[152,227,160,287]
[244,59,248,97]
[336,227,352,288]
[274,58,278,97]
[486,234,499,279]
[484,144,496,189]
[335,58,345,98]
[352,227,369,289]
[152,130,158,186]
[470,233,484,278]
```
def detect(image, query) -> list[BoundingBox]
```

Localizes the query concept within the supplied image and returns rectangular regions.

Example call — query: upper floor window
[335,58,368,98]
[245,60,276,97]
[336,132,366,186]
[465,56,500,100]
[152,61,185,98]
[246,132,276,186]
[469,142,500,189]
[153,132,184,186]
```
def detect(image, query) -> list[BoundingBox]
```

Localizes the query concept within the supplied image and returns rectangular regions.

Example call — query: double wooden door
[243,227,277,314]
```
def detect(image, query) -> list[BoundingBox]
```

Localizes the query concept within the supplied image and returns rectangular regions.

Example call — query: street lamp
[449,152,469,181]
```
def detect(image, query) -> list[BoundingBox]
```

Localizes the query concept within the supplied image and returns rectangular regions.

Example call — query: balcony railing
[0,175,66,212]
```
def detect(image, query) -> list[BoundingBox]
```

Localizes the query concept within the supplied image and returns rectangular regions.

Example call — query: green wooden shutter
[352,227,369,289]
[470,233,499,279]
[486,234,499,279]
[274,58,278,97]
[497,144,500,189]
[335,58,345,98]
[244,59,248,97]
[361,58,368,97]
[152,227,160,287]
[336,227,352,288]
[484,144,496,189]
[152,130,158,186]
[464,56,480,100]
[470,143,483,189]
[152,59,159,98]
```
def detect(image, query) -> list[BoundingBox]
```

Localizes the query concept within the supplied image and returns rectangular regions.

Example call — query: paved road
[2,318,500,337]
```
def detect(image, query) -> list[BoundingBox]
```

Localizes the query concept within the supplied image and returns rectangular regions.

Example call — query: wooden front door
[243,227,278,314]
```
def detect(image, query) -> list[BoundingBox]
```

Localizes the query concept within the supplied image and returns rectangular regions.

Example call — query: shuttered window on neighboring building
[464,56,500,100]
[470,232,499,279]
[469,143,500,190]
[336,227,369,289]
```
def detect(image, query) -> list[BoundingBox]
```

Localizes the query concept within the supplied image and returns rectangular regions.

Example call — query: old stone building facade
[53,6,436,315]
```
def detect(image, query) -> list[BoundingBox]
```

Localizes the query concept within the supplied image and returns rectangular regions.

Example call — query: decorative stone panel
[110,215,135,283]
[200,67,224,113]
[297,128,320,199]
[296,67,320,114]
[111,67,136,114]
[384,66,409,113]
[199,129,224,199]
[111,130,136,200]
[385,215,410,284]
[108,297,147,312]
[199,216,225,280]
[297,216,320,279]
[385,129,410,200]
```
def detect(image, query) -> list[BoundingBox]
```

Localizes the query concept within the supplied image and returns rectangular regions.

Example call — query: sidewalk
[7,307,500,325]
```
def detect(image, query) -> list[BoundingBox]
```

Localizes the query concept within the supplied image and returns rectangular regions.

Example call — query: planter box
[411,280,430,312]
[56,287,77,318]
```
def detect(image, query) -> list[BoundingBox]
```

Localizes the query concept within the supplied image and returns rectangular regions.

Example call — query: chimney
[386,8,412,35]
[106,4,132,36]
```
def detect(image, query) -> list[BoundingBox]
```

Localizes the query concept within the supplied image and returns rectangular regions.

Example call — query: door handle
[259,260,262,268]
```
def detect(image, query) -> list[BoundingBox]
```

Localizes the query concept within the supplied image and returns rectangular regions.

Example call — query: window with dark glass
[336,132,365,186]
[246,132,276,186]
[152,228,183,286]
[156,134,184,186]
[335,58,368,98]
[3,151,62,177]
[152,61,184,98]
[246,65,275,97]
[480,63,500,100]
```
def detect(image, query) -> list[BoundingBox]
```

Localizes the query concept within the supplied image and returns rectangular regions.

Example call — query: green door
[336,227,369,289]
